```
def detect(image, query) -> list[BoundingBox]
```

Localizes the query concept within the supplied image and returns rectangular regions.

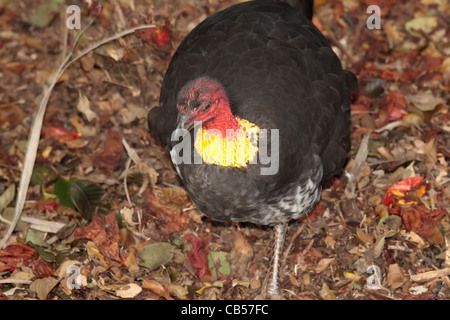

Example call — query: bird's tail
[275,0,314,20]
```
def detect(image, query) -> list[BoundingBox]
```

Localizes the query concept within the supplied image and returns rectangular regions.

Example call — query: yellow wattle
[194,118,259,168]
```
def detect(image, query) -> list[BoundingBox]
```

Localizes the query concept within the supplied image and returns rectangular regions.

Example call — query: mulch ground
[0,0,448,300]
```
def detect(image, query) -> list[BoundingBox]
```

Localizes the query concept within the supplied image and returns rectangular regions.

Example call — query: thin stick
[410,268,450,283]
[123,157,133,207]
[0,24,155,249]
[345,131,370,197]
[0,279,32,285]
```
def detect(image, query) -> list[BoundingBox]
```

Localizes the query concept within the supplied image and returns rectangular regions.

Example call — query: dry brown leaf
[104,44,125,61]
[229,230,253,277]
[30,277,59,300]
[118,108,137,124]
[70,115,97,137]
[80,54,95,71]
[142,278,173,300]
[406,231,426,247]
[166,283,188,300]
[0,104,24,129]
[377,146,394,161]
[96,92,125,113]
[65,139,89,149]
[405,93,445,112]
[379,214,402,238]
[85,241,108,267]
[232,231,253,256]
[154,186,191,212]
[324,235,336,249]
[76,91,97,122]
[93,130,125,170]
[126,250,140,274]
[315,258,335,273]
[356,228,373,247]
[426,226,445,245]
[115,283,142,298]
[73,212,122,263]
[384,20,405,48]
[319,283,336,300]
[387,263,407,290]
[146,190,191,237]
[424,138,437,169]
[400,206,448,238]
[373,236,385,259]
[56,260,82,279]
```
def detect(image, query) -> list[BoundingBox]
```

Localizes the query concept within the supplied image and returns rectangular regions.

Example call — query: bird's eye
[202,103,211,112]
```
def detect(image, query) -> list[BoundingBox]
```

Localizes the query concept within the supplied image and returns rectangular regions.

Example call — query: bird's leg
[266,223,286,298]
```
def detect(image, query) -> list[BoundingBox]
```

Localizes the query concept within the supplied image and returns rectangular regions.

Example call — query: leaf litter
[0,0,448,300]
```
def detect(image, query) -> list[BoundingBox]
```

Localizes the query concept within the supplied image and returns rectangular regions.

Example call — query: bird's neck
[202,106,241,136]
[194,115,260,168]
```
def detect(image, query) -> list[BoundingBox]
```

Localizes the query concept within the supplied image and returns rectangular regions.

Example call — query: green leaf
[0,183,15,212]
[353,282,362,291]
[42,188,57,200]
[54,178,109,221]
[27,242,56,263]
[28,0,59,28]
[139,242,175,270]
[195,281,224,295]
[54,178,77,209]
[405,16,437,37]
[207,251,231,280]
[31,166,57,185]
[26,229,50,247]
[31,166,57,186]
[69,180,108,221]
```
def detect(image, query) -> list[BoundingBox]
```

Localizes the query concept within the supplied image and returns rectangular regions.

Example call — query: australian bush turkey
[148,0,357,298]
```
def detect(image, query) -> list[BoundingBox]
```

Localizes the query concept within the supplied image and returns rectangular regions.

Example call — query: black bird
[148,0,357,298]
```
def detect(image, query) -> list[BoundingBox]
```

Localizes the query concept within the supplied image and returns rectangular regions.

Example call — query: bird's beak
[176,113,195,137]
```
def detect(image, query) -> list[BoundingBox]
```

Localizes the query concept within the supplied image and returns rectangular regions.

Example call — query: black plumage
[148,0,357,297]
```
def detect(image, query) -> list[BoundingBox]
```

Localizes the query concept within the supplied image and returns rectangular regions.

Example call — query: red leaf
[152,28,171,47]
[32,257,55,277]
[40,203,57,212]
[146,190,190,239]
[0,244,38,272]
[184,233,211,280]
[93,130,125,170]
[73,212,123,263]
[381,176,425,207]
[300,201,328,222]
[43,126,82,144]
[376,91,408,127]
[89,1,103,17]
[134,21,172,48]
[400,206,447,238]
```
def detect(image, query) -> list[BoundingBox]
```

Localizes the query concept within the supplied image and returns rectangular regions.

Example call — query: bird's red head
[175,77,240,134]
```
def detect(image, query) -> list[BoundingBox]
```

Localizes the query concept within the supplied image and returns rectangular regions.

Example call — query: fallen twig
[345,131,371,197]
[0,24,155,249]
[410,268,450,283]
[0,279,32,285]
